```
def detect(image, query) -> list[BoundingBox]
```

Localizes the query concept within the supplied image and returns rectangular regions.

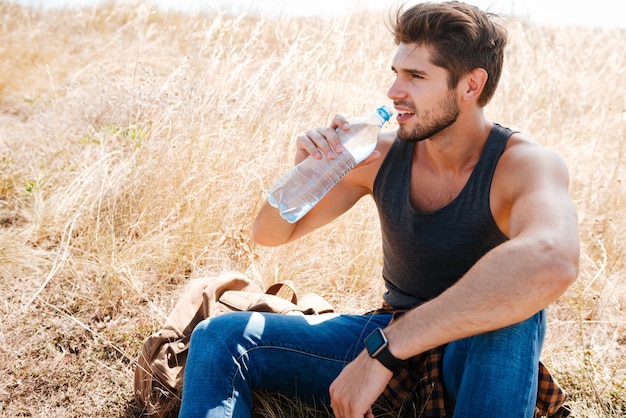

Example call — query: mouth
[396,111,415,123]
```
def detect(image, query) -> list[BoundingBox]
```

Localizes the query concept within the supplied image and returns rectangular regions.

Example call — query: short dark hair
[388,1,507,106]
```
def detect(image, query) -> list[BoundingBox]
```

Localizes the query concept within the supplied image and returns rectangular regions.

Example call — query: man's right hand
[293,114,351,165]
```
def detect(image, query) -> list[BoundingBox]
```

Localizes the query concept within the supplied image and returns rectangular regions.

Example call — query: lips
[396,111,415,123]
[394,101,415,123]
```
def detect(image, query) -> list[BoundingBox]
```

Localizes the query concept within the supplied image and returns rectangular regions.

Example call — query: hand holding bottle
[293,114,351,165]
[268,105,393,223]
[294,114,385,169]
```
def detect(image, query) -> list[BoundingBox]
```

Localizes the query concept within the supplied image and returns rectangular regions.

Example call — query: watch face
[365,328,388,357]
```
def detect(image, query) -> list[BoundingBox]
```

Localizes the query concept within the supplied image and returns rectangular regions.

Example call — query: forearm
[252,167,372,247]
[385,235,579,359]
[251,200,297,247]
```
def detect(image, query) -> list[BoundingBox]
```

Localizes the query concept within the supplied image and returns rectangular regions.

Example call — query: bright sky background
[7,0,626,29]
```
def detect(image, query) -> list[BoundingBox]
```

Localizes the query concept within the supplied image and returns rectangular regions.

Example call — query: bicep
[507,149,579,250]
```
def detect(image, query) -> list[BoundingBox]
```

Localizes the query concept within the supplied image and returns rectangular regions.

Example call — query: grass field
[0,1,624,416]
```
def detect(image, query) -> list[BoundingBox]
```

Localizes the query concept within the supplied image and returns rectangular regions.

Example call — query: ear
[460,68,488,102]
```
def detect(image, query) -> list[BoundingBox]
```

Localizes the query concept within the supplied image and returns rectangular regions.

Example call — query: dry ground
[0,1,624,416]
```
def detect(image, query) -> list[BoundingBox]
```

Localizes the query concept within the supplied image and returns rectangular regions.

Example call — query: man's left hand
[329,351,393,418]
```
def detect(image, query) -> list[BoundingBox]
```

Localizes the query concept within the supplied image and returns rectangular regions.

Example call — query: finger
[316,127,342,159]
[329,114,351,155]
[329,387,358,418]
[329,382,345,418]
[294,131,324,161]
[302,128,340,160]
[331,114,350,131]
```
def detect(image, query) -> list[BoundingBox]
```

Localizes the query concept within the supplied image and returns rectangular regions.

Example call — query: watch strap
[373,344,408,373]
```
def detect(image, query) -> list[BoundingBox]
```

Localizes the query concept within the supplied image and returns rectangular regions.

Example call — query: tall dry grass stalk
[0,1,624,416]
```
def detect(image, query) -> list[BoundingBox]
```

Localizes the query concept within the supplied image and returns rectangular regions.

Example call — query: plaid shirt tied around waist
[370,307,571,418]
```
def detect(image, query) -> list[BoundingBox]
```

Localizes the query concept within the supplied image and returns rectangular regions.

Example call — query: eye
[410,72,424,79]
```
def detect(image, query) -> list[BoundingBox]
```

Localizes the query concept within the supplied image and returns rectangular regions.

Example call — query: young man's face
[388,43,459,143]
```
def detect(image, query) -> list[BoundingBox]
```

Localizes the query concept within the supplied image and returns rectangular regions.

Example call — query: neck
[418,112,493,173]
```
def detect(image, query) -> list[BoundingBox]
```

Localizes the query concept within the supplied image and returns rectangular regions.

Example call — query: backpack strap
[265,281,298,304]
[298,293,335,314]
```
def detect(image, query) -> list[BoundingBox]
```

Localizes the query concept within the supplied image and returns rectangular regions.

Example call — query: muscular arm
[251,120,393,246]
[329,141,580,417]
[251,171,371,245]
[386,144,579,356]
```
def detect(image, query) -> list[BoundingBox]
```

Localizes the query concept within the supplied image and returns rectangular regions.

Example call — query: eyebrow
[391,65,428,77]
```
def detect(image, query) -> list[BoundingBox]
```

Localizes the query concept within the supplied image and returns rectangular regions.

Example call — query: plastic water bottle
[267,105,393,223]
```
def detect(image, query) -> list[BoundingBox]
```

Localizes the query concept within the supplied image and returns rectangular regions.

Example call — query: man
[180,2,579,417]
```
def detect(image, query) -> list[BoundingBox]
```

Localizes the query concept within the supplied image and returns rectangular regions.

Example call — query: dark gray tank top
[372,124,514,309]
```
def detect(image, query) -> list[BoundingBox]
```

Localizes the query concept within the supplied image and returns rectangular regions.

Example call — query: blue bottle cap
[376,105,393,122]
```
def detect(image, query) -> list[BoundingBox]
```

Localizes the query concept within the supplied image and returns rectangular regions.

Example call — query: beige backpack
[133,271,334,417]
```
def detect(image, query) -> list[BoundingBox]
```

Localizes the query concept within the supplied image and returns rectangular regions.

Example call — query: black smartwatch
[364,328,408,373]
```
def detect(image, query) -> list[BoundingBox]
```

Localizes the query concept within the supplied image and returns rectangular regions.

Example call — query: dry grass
[0,1,624,416]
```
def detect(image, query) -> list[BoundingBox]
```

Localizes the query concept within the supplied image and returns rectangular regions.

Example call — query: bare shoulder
[496,132,571,192]
[491,132,574,235]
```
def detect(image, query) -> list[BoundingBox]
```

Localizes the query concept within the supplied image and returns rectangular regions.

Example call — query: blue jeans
[179,309,545,417]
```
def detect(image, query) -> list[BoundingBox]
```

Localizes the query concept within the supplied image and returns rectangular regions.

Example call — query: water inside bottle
[268,151,357,223]
[340,124,380,163]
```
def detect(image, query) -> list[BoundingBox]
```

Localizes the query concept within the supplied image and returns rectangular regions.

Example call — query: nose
[387,77,405,101]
